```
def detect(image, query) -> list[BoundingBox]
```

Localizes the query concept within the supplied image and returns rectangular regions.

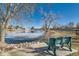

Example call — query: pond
[5,31,45,44]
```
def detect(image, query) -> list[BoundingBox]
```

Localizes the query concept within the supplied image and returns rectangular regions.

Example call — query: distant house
[7,25,15,32]
[15,26,30,33]
[15,28,25,33]
[7,25,30,33]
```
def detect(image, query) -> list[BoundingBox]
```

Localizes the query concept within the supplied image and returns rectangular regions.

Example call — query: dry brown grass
[46,30,78,40]
[68,44,79,56]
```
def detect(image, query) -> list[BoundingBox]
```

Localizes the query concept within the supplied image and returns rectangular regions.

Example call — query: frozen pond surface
[5,31,45,44]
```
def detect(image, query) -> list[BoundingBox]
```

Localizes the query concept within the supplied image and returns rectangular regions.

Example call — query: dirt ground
[68,44,79,56]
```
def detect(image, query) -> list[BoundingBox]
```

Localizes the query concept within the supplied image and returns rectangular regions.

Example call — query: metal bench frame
[47,36,72,56]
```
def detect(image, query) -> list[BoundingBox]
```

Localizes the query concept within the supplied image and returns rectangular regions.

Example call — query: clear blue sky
[10,3,79,28]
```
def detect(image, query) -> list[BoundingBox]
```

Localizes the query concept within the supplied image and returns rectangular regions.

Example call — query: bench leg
[61,44,64,48]
[69,38,72,51]
[53,46,56,56]
[67,39,72,51]
[48,45,51,50]
[61,39,64,48]
[69,42,72,51]
[53,39,56,56]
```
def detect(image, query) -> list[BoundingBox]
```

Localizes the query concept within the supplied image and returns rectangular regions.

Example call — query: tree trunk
[0,25,6,43]
[42,28,49,41]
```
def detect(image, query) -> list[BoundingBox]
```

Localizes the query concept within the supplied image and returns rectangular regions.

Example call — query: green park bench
[47,36,72,56]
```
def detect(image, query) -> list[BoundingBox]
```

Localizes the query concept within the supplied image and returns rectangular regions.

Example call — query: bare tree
[76,22,79,29]
[0,3,36,43]
[66,22,74,30]
[40,8,58,32]
[39,8,59,40]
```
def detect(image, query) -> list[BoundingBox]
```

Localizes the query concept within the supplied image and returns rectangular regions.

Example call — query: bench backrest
[63,36,72,44]
[48,38,56,47]
[48,36,72,47]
